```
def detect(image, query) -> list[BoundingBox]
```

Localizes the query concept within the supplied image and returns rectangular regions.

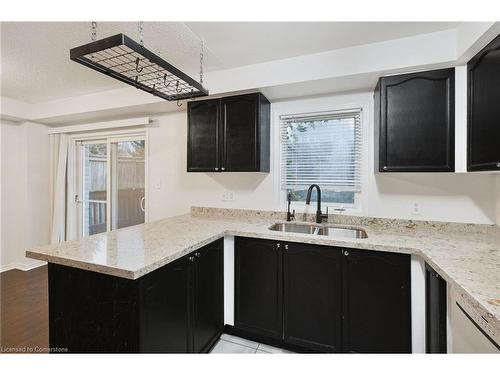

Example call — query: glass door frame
[73,131,148,239]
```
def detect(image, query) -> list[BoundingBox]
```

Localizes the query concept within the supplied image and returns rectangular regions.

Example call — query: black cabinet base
[48,239,224,353]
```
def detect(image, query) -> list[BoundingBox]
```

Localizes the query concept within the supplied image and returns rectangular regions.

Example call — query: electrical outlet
[410,202,422,215]
[222,191,235,202]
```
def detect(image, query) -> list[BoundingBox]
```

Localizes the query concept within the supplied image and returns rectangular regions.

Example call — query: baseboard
[0,260,47,273]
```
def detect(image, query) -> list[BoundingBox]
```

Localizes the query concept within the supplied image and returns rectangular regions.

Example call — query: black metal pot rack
[70,33,209,101]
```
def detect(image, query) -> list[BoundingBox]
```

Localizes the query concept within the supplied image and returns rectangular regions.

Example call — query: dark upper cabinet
[375,68,455,172]
[425,263,447,353]
[341,248,411,353]
[187,99,220,172]
[467,34,500,171]
[234,236,283,339]
[191,240,224,353]
[221,94,270,172]
[283,242,342,353]
[187,93,270,172]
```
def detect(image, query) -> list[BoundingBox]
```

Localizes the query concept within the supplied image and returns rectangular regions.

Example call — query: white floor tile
[257,343,294,354]
[210,339,256,354]
[220,333,260,349]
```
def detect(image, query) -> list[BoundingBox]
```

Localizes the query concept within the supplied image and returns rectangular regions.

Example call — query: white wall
[0,120,50,271]
[146,92,498,224]
[147,112,276,221]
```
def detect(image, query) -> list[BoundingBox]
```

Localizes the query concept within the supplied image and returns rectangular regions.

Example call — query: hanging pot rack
[70,32,209,101]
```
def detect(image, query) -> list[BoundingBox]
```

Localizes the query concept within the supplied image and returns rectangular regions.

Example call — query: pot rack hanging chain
[91,21,97,41]
[90,21,97,59]
[138,21,144,47]
[199,39,204,85]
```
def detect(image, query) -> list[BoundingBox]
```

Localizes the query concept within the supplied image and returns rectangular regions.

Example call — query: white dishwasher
[450,287,499,353]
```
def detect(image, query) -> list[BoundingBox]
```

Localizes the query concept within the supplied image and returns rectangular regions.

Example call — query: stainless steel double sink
[269,222,367,239]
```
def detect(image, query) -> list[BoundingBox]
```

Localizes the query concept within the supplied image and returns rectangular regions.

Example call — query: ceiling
[1,21,461,103]
[185,22,461,68]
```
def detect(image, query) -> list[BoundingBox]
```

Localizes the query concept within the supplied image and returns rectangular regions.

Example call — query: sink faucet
[305,184,328,224]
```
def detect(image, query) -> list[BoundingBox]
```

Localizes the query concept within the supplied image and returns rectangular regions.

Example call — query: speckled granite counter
[26,207,500,334]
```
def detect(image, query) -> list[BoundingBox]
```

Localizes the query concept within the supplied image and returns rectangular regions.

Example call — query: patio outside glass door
[78,135,146,237]
[110,138,146,230]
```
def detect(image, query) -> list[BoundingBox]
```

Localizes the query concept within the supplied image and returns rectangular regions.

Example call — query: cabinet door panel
[468,34,500,171]
[342,249,411,353]
[234,237,283,339]
[378,68,454,172]
[192,239,224,353]
[187,99,220,172]
[425,264,447,353]
[222,94,259,171]
[139,258,190,353]
[283,243,342,352]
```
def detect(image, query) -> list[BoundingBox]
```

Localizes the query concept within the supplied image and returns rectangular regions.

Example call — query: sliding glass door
[81,141,108,236]
[77,135,146,237]
[110,139,145,230]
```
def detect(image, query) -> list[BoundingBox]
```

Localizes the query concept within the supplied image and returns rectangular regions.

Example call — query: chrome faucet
[306,184,328,224]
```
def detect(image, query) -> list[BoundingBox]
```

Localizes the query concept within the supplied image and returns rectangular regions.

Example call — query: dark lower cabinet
[48,239,223,353]
[425,263,447,353]
[139,257,190,353]
[48,263,140,353]
[234,237,283,339]
[283,242,342,352]
[341,248,412,353]
[233,237,412,353]
[191,240,224,353]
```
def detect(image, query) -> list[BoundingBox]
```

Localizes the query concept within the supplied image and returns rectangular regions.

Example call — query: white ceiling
[186,22,461,68]
[1,21,461,103]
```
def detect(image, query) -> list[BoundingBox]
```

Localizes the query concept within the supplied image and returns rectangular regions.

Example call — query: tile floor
[210,334,294,354]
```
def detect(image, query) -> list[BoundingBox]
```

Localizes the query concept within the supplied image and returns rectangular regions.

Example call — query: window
[280,109,362,206]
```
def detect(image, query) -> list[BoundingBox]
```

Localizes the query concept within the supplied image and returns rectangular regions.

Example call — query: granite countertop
[26,207,500,333]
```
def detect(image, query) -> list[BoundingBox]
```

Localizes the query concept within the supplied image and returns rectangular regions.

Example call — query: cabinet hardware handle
[344,250,349,256]
[195,252,201,258]
[221,167,225,171]
[383,166,388,171]
[215,167,219,171]
[188,256,195,262]
[276,243,281,248]
[496,162,500,168]
[284,244,288,250]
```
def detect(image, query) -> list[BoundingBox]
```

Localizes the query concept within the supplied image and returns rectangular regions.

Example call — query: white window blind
[280,109,362,192]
